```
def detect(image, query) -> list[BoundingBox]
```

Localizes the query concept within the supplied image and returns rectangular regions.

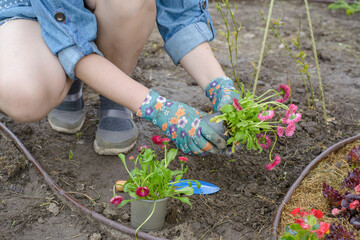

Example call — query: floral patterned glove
[205,76,240,113]
[136,90,227,155]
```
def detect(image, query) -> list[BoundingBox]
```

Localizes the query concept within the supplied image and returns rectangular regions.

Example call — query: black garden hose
[271,134,360,240]
[0,121,169,240]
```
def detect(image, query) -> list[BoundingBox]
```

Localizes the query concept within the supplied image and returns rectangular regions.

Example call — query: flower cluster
[110,135,199,208]
[211,83,301,170]
[323,161,360,231]
[281,207,330,239]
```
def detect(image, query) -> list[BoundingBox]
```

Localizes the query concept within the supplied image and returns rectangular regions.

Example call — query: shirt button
[202,0,207,10]
[55,12,66,22]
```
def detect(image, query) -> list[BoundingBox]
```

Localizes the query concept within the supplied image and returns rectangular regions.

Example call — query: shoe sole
[93,139,137,155]
[48,117,85,134]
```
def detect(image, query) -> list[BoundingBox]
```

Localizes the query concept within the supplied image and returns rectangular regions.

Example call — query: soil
[0,1,359,240]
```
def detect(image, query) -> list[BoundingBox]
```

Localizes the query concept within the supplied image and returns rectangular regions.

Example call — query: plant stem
[304,0,328,122]
[253,0,275,94]
[134,199,157,239]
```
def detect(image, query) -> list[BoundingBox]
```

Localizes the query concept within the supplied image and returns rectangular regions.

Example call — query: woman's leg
[87,0,156,74]
[0,19,71,123]
[78,0,157,155]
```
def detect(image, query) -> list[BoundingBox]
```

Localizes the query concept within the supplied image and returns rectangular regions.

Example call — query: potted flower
[110,136,200,234]
[208,83,301,170]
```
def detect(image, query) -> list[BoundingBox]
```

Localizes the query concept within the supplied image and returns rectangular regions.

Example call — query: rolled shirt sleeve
[156,0,216,65]
[29,0,103,80]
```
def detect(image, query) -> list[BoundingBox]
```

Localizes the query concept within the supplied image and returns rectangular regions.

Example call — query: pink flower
[179,156,188,162]
[285,104,298,119]
[286,113,302,124]
[110,195,123,205]
[257,134,271,149]
[265,155,281,170]
[331,208,341,216]
[314,222,330,239]
[152,135,163,145]
[355,184,360,192]
[162,138,170,144]
[285,123,296,137]
[232,98,242,111]
[350,200,359,210]
[138,145,148,152]
[275,84,290,103]
[277,126,284,137]
[129,155,134,161]
[258,110,275,121]
[136,186,150,198]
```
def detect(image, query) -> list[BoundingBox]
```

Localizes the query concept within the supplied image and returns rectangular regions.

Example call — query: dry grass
[278,139,360,238]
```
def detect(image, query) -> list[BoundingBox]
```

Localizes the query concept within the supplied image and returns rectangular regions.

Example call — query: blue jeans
[1,0,215,79]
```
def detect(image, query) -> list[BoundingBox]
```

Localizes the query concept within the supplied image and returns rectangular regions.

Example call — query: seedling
[68,149,74,160]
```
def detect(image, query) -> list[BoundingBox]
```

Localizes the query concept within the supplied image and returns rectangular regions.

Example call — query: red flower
[314,222,330,239]
[232,98,243,111]
[110,195,123,205]
[350,200,359,210]
[265,155,281,171]
[136,186,149,198]
[179,156,188,162]
[276,84,290,103]
[152,135,163,145]
[129,155,134,161]
[290,207,301,216]
[355,184,360,192]
[309,209,323,219]
[294,218,304,225]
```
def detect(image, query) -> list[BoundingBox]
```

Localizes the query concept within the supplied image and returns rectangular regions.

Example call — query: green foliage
[216,0,242,88]
[329,0,360,15]
[68,149,73,160]
[117,142,199,208]
[210,83,288,154]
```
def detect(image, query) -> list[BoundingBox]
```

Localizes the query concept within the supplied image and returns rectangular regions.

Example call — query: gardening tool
[174,180,220,195]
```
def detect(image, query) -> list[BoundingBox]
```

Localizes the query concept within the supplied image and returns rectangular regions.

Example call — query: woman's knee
[0,74,68,123]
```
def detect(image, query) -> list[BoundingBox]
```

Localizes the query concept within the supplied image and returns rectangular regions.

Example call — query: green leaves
[214,89,270,153]
[116,143,198,207]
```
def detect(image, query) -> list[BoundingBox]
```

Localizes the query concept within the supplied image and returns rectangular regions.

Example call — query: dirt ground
[1,1,359,239]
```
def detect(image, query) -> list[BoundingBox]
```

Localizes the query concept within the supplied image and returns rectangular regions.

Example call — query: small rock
[76,183,85,191]
[243,33,255,39]
[90,233,102,240]
[47,203,60,216]
[37,218,44,224]
[191,221,201,231]
[103,205,117,219]
[121,213,130,221]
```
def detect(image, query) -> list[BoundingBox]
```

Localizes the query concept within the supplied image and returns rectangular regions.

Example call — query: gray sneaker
[48,81,85,134]
[93,96,138,155]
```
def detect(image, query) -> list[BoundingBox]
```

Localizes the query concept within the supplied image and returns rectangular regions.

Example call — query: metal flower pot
[131,197,168,232]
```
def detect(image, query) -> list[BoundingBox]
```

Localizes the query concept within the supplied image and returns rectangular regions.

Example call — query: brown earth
[0,1,359,239]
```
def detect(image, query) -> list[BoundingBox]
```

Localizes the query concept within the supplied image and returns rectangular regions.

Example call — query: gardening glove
[205,77,243,155]
[136,90,227,155]
[205,76,240,113]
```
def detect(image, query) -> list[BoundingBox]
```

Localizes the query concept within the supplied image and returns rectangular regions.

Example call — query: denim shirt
[0,0,215,80]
